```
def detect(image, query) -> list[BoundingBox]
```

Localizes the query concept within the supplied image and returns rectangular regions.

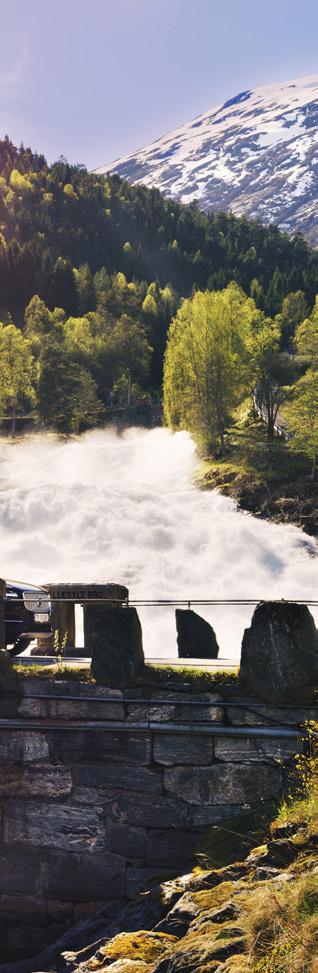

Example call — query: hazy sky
[1,0,317,170]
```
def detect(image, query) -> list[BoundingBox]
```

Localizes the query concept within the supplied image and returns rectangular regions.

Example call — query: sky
[1,0,317,171]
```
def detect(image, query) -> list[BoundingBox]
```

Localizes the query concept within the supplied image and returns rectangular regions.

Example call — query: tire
[8,637,31,657]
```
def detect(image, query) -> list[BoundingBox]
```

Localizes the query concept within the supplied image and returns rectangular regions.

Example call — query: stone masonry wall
[0,676,317,962]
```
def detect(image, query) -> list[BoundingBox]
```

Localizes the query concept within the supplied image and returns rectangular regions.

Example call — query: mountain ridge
[98,75,318,244]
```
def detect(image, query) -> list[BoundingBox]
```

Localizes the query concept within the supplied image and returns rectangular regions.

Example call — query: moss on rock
[94,931,177,968]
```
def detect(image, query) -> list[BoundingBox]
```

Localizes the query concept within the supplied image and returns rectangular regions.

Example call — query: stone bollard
[176,609,220,659]
[90,606,144,686]
[0,578,6,652]
[240,601,318,701]
[83,584,128,651]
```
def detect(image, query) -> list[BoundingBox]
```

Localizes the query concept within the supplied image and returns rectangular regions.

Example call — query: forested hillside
[0,136,317,432]
[1,137,318,314]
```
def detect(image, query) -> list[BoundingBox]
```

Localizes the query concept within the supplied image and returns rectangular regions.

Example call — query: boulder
[90,607,144,687]
[240,601,318,700]
[175,610,219,659]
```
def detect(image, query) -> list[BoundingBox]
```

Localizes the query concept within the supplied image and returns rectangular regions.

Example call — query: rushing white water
[0,426,317,660]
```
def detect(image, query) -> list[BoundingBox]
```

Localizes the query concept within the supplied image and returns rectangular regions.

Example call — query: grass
[196,397,310,494]
[196,805,279,870]
[140,662,239,691]
[243,723,318,973]
[11,660,239,690]
[11,662,96,681]
[272,723,318,840]
[245,876,318,973]
[189,724,318,972]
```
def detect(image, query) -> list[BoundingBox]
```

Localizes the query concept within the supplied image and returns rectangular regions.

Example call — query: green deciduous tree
[164,284,254,452]
[37,330,104,432]
[287,370,318,480]
[295,297,318,368]
[0,323,35,434]
[109,315,153,389]
[37,331,71,427]
[74,263,95,314]
[62,367,104,434]
[275,290,308,349]
[53,257,78,316]
[64,315,96,361]
[24,294,55,338]
[250,319,295,438]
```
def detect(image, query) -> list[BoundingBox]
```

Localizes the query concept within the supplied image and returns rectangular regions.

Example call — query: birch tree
[287,370,318,480]
[164,284,254,452]
[0,324,35,435]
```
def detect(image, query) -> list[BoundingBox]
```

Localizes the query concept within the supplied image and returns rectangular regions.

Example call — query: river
[0,426,317,661]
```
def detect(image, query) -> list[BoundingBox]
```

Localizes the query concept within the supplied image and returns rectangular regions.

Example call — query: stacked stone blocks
[0,675,315,961]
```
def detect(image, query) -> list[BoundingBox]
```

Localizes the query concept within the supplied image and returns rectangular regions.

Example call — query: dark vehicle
[5,580,52,655]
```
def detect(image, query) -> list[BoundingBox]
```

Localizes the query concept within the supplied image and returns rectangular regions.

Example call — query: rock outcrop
[90,606,144,686]
[175,610,219,659]
[5,807,317,973]
[240,601,318,701]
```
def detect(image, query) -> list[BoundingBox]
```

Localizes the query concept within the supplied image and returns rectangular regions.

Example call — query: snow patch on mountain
[97,76,318,244]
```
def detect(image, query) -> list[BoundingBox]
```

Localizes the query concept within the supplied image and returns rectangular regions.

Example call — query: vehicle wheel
[9,637,31,657]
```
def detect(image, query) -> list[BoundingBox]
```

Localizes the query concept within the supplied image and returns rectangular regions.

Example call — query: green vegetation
[140,662,238,691]
[0,323,35,435]
[95,930,177,966]
[287,371,318,480]
[9,649,318,973]
[164,278,318,520]
[164,284,309,453]
[11,662,96,681]
[243,727,318,973]
[164,284,254,451]
[286,302,318,479]
[273,722,318,838]
[197,805,278,870]
[0,137,318,434]
[196,397,306,489]
[11,660,239,691]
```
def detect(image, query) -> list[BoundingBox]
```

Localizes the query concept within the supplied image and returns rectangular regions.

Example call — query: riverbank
[196,403,318,538]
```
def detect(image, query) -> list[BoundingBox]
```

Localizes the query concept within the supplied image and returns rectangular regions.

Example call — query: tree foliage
[295,298,318,368]
[0,136,317,329]
[0,136,318,437]
[0,324,35,434]
[251,320,296,437]
[164,284,255,451]
[287,371,318,479]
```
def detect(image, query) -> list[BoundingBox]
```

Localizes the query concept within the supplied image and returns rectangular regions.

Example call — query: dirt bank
[199,465,318,538]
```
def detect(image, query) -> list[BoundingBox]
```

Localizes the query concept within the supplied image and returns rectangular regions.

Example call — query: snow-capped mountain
[97,76,318,245]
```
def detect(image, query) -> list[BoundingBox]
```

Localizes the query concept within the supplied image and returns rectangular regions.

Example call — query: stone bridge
[0,670,317,964]
[0,589,318,963]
